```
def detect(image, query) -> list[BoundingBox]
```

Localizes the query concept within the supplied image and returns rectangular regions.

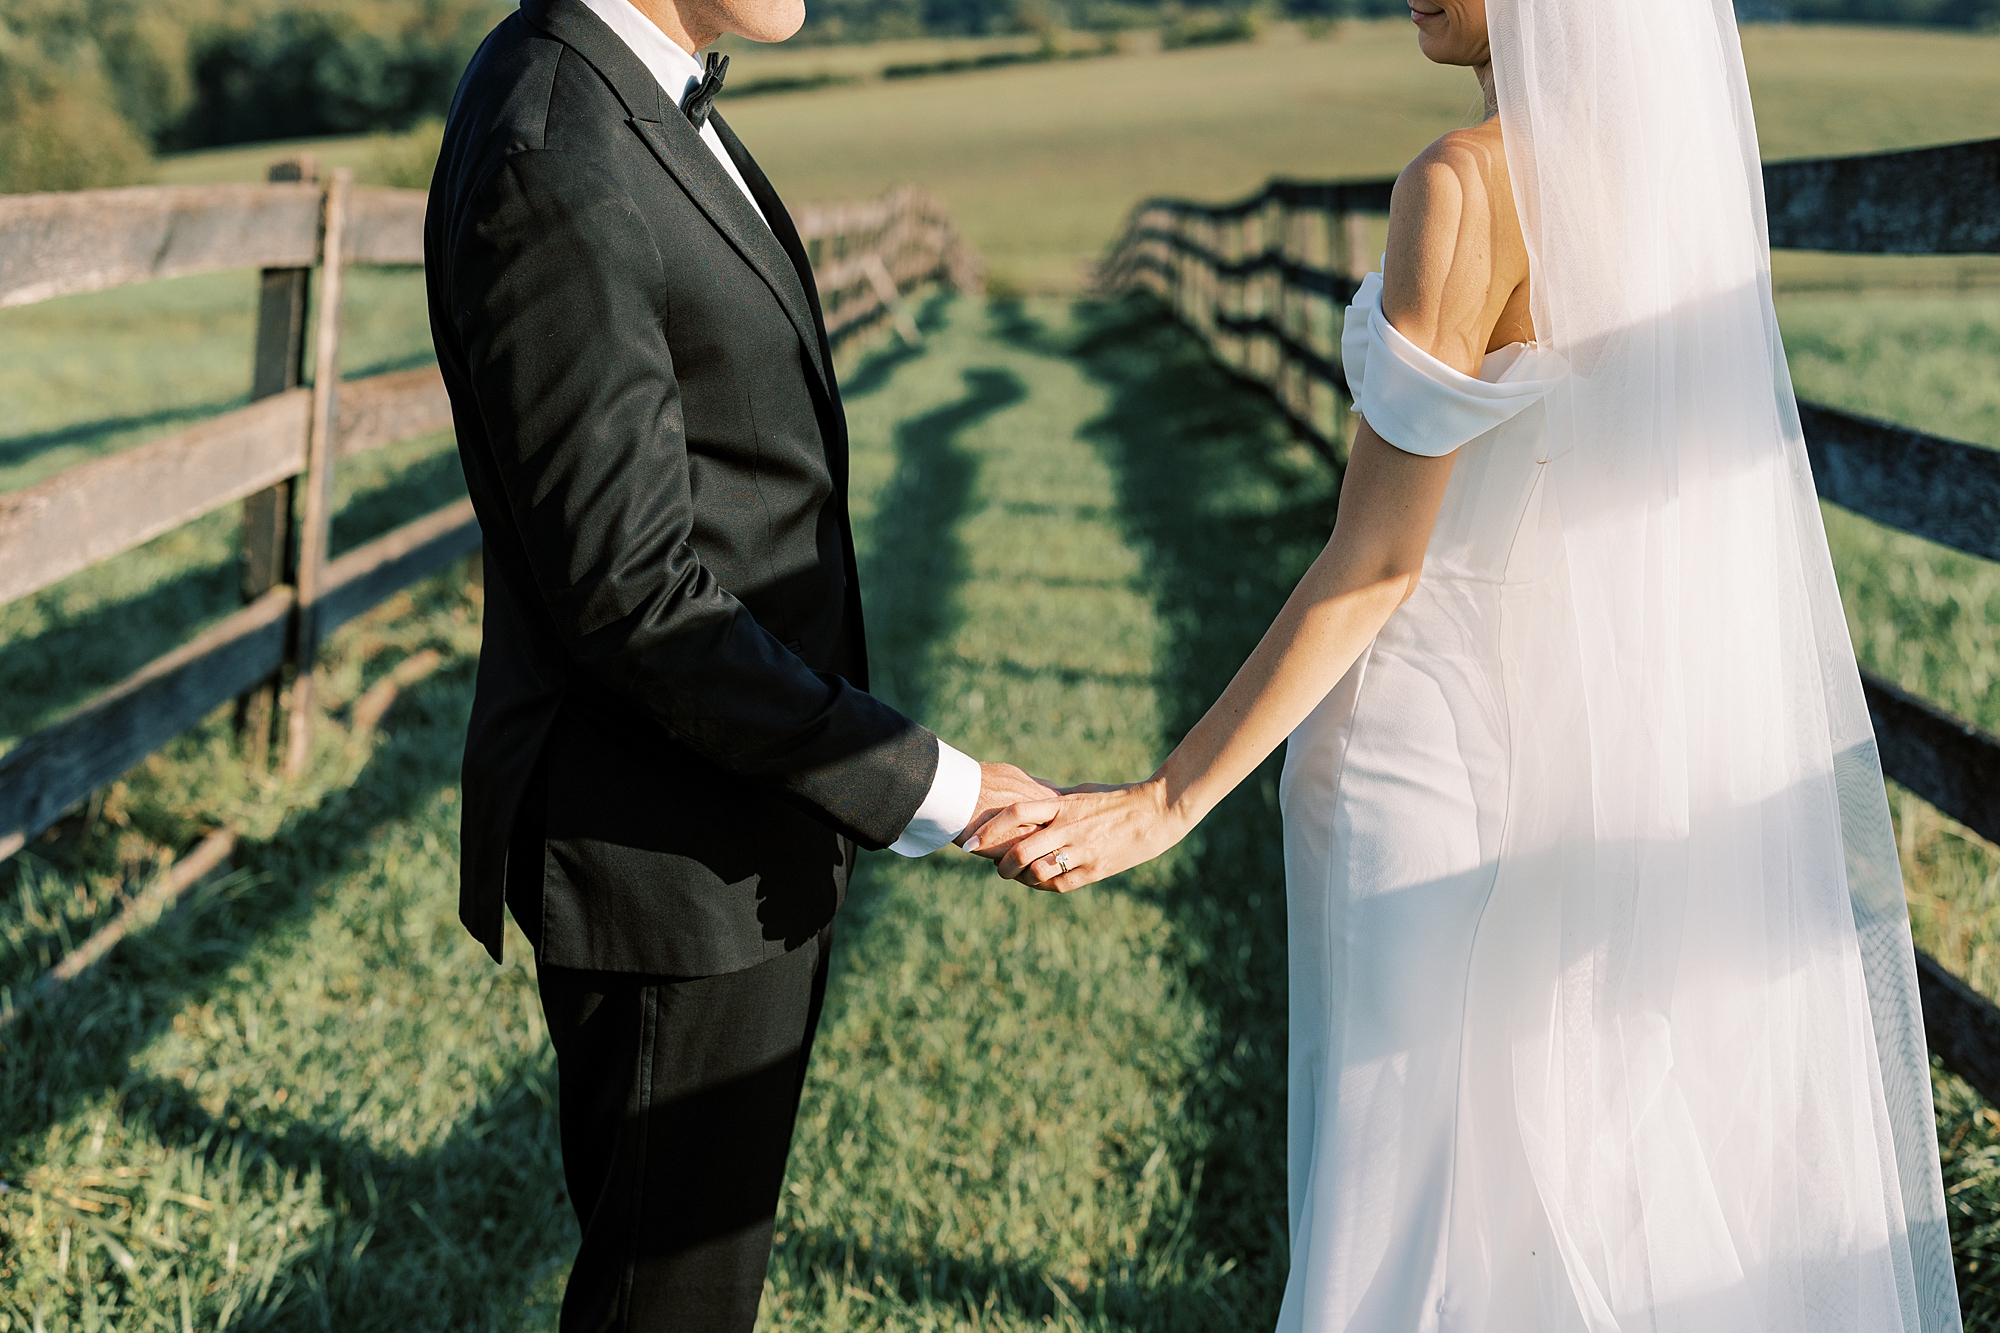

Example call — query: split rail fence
[0,166,980,877]
[1099,135,2000,1105]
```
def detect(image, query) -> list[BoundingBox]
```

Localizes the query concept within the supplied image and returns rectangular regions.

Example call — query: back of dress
[1277,1,1959,1329]
[1481,0,1957,1326]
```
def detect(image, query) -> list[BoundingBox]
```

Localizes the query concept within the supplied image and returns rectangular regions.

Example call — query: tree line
[0,0,509,192]
[1,0,1993,194]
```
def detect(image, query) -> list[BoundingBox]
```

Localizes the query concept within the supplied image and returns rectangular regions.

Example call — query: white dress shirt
[577,0,982,856]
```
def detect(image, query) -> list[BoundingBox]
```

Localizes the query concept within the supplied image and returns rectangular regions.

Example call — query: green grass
[4,283,2000,1326]
[1768,289,2000,1313]
[1774,291,2000,976]
[5,19,2000,1327]
[0,292,1331,1329]
[758,295,1333,1327]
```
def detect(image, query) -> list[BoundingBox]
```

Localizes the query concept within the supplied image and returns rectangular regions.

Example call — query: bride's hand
[963,779,1188,893]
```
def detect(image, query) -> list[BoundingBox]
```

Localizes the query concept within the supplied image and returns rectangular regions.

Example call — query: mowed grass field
[156,20,2000,292]
[3,17,2000,1329]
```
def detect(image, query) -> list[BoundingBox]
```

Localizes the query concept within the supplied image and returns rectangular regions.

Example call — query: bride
[966,0,1962,1328]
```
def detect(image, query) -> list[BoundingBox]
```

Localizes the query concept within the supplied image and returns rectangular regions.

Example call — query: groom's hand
[956,763,1058,852]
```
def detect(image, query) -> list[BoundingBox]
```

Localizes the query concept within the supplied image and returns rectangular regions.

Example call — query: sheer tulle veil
[1468,0,1962,1327]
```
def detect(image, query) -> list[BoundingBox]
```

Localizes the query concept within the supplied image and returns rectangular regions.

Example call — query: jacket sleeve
[445,146,937,849]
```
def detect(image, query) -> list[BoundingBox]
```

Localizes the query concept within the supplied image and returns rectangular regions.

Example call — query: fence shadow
[991,292,1345,1319]
[0,399,250,474]
[2,298,1321,1328]
[833,289,955,401]
[2,652,468,1126]
[0,641,580,1328]
[858,364,1026,722]
[0,547,240,745]
[0,322,1001,1329]
[328,442,467,557]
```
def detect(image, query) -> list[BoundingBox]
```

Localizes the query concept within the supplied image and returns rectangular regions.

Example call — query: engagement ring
[1052,850,1071,876]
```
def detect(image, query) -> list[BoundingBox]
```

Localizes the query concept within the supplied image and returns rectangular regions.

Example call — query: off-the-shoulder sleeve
[1341,272,1565,458]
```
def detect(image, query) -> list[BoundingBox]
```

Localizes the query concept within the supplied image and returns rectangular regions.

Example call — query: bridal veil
[1467,0,1961,1327]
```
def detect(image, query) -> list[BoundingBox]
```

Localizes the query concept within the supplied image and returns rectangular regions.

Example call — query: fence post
[1196,214,1213,343]
[236,155,318,766]
[1305,203,1337,446]
[283,169,353,776]
[1272,203,1290,410]
[1282,203,1306,426]
[1222,213,1242,370]
[1147,206,1169,300]
[1248,201,1269,383]
[1202,216,1218,355]
[1269,196,1289,401]
[1180,213,1193,329]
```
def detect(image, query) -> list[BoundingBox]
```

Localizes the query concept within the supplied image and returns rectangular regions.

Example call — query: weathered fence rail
[800,186,984,343]
[1099,135,2000,1105]
[0,169,981,873]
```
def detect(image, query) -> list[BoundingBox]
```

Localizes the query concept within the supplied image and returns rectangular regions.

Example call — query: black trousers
[537,925,833,1332]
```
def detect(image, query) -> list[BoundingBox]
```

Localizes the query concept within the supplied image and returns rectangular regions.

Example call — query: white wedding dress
[1271,2,1962,1328]
[1279,273,1570,1330]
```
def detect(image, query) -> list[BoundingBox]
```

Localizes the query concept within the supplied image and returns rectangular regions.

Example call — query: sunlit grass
[0,292,1327,1329]
[2,282,1998,1326]
[2,33,1998,1312]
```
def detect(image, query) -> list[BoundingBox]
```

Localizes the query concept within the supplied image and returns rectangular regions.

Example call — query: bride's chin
[1416,36,1478,69]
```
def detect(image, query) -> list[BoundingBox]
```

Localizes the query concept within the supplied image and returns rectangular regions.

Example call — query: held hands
[961,778,1189,894]
[954,763,1063,850]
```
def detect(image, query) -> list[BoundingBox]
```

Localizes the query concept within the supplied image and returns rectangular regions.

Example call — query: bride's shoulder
[1382,121,1517,369]
[1392,122,1509,223]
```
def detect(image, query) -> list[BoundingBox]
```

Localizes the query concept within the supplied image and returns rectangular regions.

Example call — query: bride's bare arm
[968,130,1522,890]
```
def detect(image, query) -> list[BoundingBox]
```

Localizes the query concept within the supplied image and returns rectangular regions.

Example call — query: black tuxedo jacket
[426,0,937,977]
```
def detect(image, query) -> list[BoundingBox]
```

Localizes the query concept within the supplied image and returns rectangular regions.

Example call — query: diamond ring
[1051,850,1071,876]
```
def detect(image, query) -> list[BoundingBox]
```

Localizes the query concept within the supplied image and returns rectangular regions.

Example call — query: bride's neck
[1476,63,1497,120]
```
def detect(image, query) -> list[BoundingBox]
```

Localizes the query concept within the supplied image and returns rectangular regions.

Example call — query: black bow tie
[683,51,728,131]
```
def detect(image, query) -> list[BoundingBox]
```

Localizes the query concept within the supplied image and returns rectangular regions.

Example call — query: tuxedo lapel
[711,117,832,362]
[519,0,831,395]
[625,116,831,396]
[709,114,850,480]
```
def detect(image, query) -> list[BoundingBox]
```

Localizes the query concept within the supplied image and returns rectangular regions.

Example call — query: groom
[424,0,1050,1326]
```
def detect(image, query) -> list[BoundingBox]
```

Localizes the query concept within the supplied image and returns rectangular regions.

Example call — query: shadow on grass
[328,445,468,557]
[0,551,240,745]
[0,323,995,1329]
[339,350,440,383]
[2,297,1318,1328]
[836,289,957,401]
[0,398,250,472]
[991,294,1342,1321]
[859,365,1027,721]
[1,632,574,1328]
[773,1229,1239,1329]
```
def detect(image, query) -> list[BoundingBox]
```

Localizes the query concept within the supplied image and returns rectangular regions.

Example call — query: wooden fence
[1098,135,2000,1105]
[0,166,981,876]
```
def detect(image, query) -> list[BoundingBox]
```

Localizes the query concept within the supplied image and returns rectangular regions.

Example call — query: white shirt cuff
[887,739,982,857]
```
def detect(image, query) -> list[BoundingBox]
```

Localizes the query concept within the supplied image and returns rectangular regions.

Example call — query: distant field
[154,20,2000,291]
